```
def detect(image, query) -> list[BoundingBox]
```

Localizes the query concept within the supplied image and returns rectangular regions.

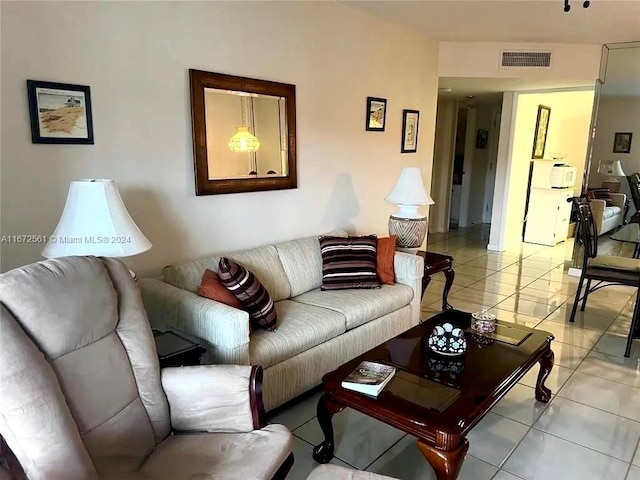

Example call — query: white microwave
[549,165,577,188]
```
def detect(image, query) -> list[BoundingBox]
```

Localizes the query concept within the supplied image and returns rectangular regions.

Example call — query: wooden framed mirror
[189,69,297,195]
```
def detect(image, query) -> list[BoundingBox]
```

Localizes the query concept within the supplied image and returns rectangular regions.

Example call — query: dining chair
[570,203,640,357]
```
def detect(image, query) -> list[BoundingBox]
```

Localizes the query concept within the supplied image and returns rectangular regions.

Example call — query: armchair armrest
[162,365,265,433]
[589,199,606,234]
[610,193,627,209]
[139,278,250,361]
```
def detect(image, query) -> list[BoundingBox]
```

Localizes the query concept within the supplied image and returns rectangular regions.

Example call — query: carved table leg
[442,267,455,311]
[535,345,554,403]
[417,438,469,480]
[312,394,344,463]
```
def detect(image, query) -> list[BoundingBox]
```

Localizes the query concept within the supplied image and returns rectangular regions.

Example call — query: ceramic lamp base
[389,215,427,252]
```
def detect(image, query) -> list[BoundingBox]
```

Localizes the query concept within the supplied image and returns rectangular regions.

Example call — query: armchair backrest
[576,204,599,264]
[0,257,170,479]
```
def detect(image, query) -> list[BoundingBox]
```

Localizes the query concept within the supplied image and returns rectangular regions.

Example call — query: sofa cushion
[276,230,348,297]
[319,235,380,290]
[293,284,413,330]
[249,300,346,368]
[218,258,277,331]
[603,206,622,219]
[163,245,291,301]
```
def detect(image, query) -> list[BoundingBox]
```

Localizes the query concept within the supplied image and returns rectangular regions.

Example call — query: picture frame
[27,80,94,144]
[531,105,551,159]
[613,132,632,154]
[401,109,419,153]
[476,129,489,149]
[365,97,387,132]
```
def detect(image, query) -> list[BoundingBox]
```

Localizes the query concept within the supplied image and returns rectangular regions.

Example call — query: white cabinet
[524,188,574,246]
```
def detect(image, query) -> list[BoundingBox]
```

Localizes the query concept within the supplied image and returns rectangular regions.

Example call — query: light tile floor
[268,225,640,480]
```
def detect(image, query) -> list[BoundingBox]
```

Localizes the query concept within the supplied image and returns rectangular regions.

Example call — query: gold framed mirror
[189,69,297,195]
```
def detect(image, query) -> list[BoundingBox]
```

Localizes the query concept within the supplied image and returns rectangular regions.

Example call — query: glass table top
[610,223,640,245]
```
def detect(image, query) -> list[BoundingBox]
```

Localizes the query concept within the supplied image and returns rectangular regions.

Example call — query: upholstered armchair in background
[0,256,293,480]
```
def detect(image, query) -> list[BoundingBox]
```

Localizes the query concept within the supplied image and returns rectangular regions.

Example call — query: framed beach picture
[366,97,387,131]
[531,105,550,159]
[27,80,94,144]
[613,132,632,153]
[401,109,419,153]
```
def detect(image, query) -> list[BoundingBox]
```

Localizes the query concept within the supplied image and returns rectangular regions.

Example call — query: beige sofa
[590,193,626,235]
[140,231,423,411]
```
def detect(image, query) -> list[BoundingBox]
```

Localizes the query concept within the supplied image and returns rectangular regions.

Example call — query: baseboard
[568,267,582,278]
[487,243,503,252]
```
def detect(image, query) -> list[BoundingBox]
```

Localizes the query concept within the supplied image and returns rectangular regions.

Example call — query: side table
[417,251,455,311]
[153,330,207,368]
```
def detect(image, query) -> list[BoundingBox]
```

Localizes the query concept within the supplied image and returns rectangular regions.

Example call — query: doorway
[449,107,468,229]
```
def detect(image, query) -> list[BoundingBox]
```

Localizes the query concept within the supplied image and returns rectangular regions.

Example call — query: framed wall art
[401,109,419,153]
[531,105,550,159]
[365,97,387,131]
[27,80,94,144]
[613,132,632,153]
[476,129,489,149]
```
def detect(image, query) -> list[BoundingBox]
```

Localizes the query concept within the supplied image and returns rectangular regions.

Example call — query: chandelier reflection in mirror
[228,96,260,153]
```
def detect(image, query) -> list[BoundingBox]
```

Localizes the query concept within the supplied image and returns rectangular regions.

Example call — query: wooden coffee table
[312,310,555,480]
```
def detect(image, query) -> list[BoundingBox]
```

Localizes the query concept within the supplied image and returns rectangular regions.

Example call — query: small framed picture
[476,129,489,149]
[401,109,419,153]
[365,97,387,132]
[613,132,632,154]
[27,80,94,144]
[531,105,551,159]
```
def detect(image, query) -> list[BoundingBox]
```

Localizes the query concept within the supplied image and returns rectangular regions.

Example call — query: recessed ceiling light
[439,87,452,92]
[467,95,475,99]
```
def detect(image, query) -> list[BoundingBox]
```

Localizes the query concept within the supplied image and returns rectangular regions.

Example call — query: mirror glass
[570,42,640,269]
[204,89,288,179]
[190,69,297,196]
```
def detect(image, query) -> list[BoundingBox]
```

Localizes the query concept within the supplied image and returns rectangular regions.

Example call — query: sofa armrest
[610,193,627,209]
[139,278,250,352]
[393,252,424,281]
[162,365,265,433]
[589,199,606,234]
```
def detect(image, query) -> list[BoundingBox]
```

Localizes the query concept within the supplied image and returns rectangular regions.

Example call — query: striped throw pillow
[319,235,381,290]
[218,257,277,331]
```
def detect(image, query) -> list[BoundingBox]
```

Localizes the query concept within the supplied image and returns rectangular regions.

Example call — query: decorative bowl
[471,308,497,334]
[427,322,467,357]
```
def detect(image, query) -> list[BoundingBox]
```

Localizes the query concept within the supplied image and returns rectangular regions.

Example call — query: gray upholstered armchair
[0,256,293,480]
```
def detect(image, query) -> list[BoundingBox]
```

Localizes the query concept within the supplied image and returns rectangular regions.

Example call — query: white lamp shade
[385,167,434,206]
[41,179,152,258]
[597,160,626,176]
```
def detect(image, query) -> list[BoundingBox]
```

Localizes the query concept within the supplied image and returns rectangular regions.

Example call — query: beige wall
[439,42,601,80]
[503,90,595,248]
[0,1,439,274]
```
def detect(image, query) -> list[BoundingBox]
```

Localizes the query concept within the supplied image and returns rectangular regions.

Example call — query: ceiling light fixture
[563,0,591,12]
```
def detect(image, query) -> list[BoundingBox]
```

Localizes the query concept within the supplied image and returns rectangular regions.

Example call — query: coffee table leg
[312,394,344,464]
[535,346,554,403]
[417,438,469,480]
[442,267,455,311]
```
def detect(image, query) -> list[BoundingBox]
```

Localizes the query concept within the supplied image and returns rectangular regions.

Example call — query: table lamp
[385,167,434,253]
[41,179,151,266]
[597,159,626,192]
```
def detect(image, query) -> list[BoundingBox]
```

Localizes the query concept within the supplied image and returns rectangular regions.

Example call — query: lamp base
[602,180,621,193]
[389,215,427,252]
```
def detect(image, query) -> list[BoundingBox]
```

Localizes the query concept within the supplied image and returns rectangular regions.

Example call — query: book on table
[341,361,396,396]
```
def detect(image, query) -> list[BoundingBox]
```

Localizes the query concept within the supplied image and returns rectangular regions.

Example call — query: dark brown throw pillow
[319,235,381,290]
[196,269,244,309]
[376,235,397,285]
[218,257,277,331]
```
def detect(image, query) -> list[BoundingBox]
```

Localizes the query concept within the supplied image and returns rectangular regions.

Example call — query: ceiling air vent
[501,51,552,68]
